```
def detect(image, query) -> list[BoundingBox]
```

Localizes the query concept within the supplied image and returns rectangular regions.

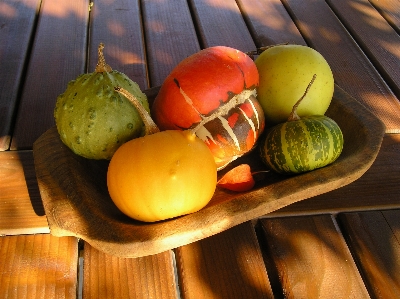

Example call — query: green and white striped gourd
[260,75,344,174]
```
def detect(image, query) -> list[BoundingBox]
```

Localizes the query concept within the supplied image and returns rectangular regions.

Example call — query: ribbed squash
[151,46,265,170]
[260,74,343,174]
[260,115,343,174]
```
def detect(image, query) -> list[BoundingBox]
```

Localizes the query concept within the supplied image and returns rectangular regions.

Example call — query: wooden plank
[338,210,400,297]
[83,243,178,299]
[280,0,400,133]
[88,0,148,90]
[0,0,41,150]
[0,234,78,299]
[0,151,49,235]
[189,0,256,52]
[272,134,400,215]
[326,0,400,100]
[10,0,89,150]
[236,0,306,47]
[141,0,200,87]
[259,215,370,298]
[368,0,400,34]
[175,222,273,299]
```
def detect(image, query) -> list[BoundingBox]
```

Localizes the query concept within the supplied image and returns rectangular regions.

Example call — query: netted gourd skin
[54,71,149,160]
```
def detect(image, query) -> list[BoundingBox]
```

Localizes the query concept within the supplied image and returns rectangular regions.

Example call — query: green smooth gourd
[54,44,149,160]
[260,74,343,174]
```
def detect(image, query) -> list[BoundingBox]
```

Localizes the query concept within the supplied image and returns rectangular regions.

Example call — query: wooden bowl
[33,85,385,257]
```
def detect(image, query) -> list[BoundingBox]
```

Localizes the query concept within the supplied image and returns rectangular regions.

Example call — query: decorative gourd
[107,87,217,222]
[260,75,344,174]
[54,43,149,160]
[255,44,334,124]
[151,46,265,170]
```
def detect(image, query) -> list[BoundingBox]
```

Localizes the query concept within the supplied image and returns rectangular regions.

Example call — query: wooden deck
[1,0,400,298]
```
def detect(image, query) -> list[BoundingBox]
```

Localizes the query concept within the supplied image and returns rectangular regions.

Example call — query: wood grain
[237,0,306,47]
[280,0,400,133]
[326,0,400,100]
[141,0,200,87]
[88,0,149,90]
[0,0,41,150]
[259,215,370,298]
[175,221,273,299]
[10,0,89,150]
[83,244,178,298]
[189,0,256,52]
[338,210,400,298]
[0,151,49,235]
[0,234,78,298]
[364,0,400,35]
[32,85,385,258]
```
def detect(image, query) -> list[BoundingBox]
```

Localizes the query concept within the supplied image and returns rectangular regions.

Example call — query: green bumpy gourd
[54,43,149,160]
[260,115,344,174]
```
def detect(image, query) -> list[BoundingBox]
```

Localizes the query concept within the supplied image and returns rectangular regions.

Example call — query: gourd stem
[287,74,317,122]
[114,86,160,135]
[246,43,289,59]
[95,43,112,73]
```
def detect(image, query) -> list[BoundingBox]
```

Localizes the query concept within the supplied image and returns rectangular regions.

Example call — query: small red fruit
[217,164,255,192]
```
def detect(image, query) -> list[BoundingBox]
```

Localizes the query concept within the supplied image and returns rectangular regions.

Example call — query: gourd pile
[54,43,343,222]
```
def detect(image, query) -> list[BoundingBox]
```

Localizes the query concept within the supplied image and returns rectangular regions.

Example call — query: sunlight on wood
[106,45,145,65]
[260,216,369,298]
[390,232,400,265]
[161,218,233,252]
[236,242,269,291]
[154,49,174,65]
[318,27,341,43]
[360,91,400,133]
[0,2,17,18]
[176,241,218,298]
[205,0,289,35]
[381,40,400,59]
[147,20,167,33]
[0,235,78,297]
[205,0,238,10]
[238,1,287,31]
[107,20,126,36]
[350,1,393,31]
[43,0,88,20]
[0,152,49,235]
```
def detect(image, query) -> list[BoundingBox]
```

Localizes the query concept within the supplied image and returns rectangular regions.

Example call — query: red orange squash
[151,46,265,170]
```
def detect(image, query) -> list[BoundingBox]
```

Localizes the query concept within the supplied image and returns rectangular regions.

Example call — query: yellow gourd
[107,88,217,222]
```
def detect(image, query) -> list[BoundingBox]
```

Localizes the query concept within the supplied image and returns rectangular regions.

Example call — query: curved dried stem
[115,86,160,135]
[288,74,317,122]
[246,43,289,59]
